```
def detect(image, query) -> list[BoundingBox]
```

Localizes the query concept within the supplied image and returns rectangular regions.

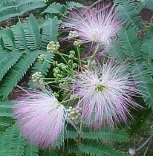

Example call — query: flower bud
[37,54,46,63]
[47,41,60,52]
[74,39,82,46]
[68,31,78,40]
[32,72,42,83]
[128,148,136,156]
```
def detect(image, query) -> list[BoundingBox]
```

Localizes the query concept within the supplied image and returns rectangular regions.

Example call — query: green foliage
[65,129,78,139]
[0,51,40,97]
[0,125,25,156]
[40,17,59,49]
[114,0,142,30]
[0,101,14,133]
[117,27,142,60]
[131,63,153,110]
[142,28,153,59]
[41,150,61,156]
[79,141,128,156]
[141,0,153,10]
[42,2,84,16]
[63,126,128,156]
[0,14,59,98]
[65,1,84,9]
[0,50,22,81]
[0,101,14,118]
[0,125,39,156]
[23,144,39,156]
[0,0,46,23]
[81,128,129,142]
[42,3,64,15]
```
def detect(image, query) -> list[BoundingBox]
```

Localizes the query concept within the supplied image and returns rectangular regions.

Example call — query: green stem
[90,44,100,59]
[53,51,86,63]
[41,78,55,80]
[56,52,69,65]
[90,0,102,8]
[76,46,82,71]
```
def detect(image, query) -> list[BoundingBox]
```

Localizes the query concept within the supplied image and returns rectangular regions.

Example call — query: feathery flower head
[13,91,66,148]
[63,3,121,52]
[71,61,140,128]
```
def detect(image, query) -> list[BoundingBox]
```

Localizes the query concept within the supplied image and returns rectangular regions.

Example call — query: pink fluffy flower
[63,3,121,51]
[13,91,66,148]
[71,61,141,128]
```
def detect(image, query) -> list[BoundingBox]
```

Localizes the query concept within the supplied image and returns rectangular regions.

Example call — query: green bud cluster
[68,31,79,40]
[32,72,43,84]
[69,50,75,59]
[53,92,59,98]
[53,63,68,79]
[74,39,82,46]
[47,41,60,52]
[51,49,79,89]
[68,50,77,69]
[67,106,82,123]
[37,54,46,63]
[150,125,153,132]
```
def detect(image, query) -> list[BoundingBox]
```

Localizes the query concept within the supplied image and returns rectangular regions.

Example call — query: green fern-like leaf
[114,0,142,30]
[79,141,127,156]
[66,1,85,9]
[28,52,53,88]
[0,101,14,131]
[40,17,59,49]
[0,125,25,156]
[23,14,41,50]
[0,50,23,81]
[0,50,39,97]
[117,27,141,60]
[108,39,127,62]
[23,144,38,156]
[142,28,153,59]
[81,128,129,142]
[42,3,64,14]
[0,29,15,50]
[141,0,153,10]
[65,129,78,139]
[41,151,61,156]
[11,23,27,50]
[0,0,46,23]
[0,101,14,118]
[131,63,153,110]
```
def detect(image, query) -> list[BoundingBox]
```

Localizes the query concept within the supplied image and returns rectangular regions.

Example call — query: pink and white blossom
[71,61,141,128]
[63,3,121,52]
[13,91,66,148]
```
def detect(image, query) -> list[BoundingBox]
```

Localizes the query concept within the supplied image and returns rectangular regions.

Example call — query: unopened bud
[129,148,136,156]
[47,41,60,52]
[68,31,78,40]
[37,54,46,63]
[74,39,82,46]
